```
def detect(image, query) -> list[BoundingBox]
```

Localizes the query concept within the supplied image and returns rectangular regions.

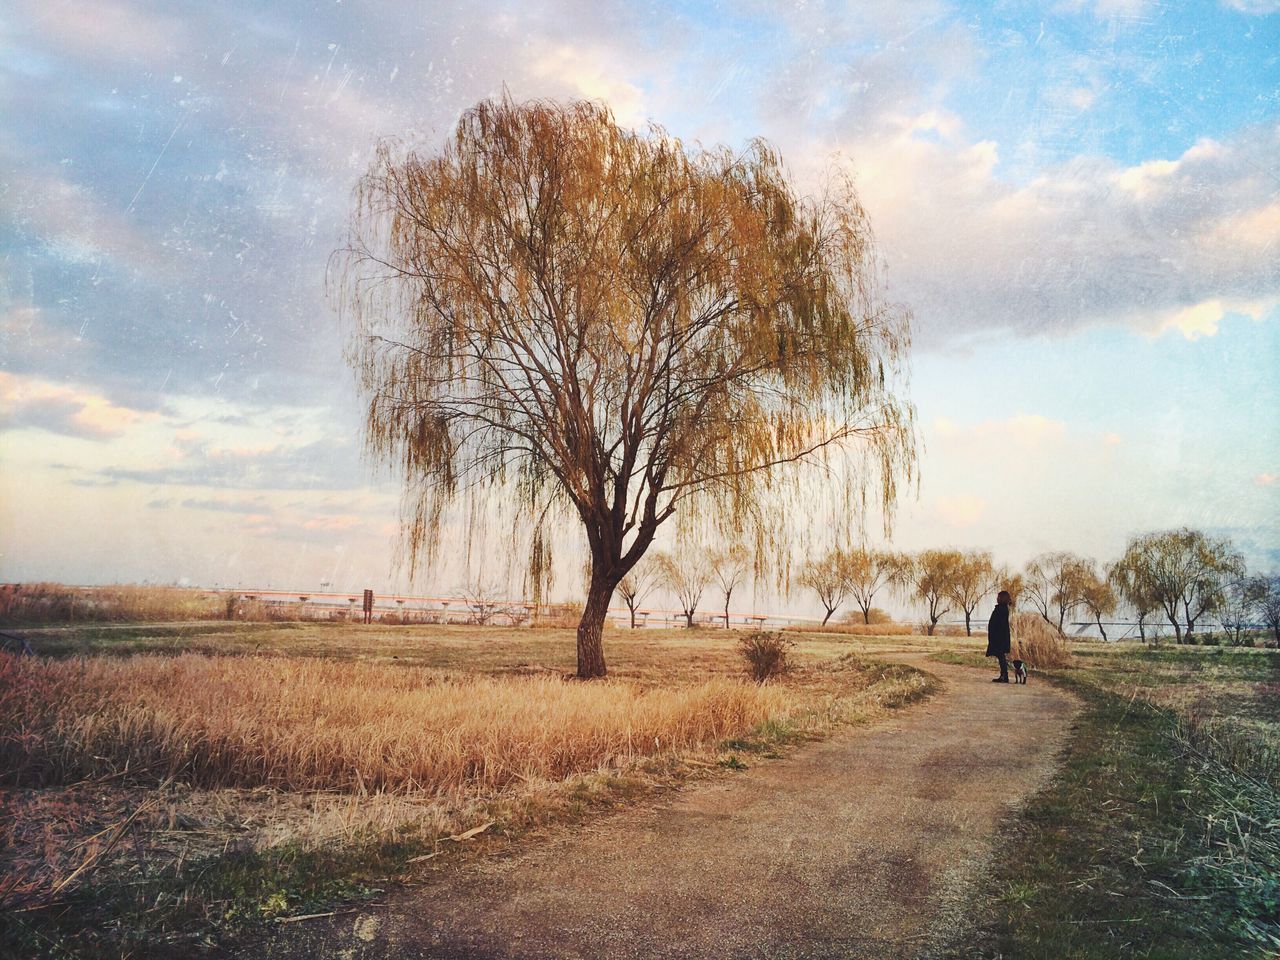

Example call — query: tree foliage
[843,548,908,624]
[709,545,752,629]
[909,549,961,636]
[1111,529,1245,644]
[1023,551,1091,636]
[334,95,916,677]
[798,550,850,626]
[1076,561,1117,641]
[945,550,997,637]
[614,559,659,629]
[656,549,714,628]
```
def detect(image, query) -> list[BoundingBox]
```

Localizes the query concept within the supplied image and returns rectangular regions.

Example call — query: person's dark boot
[991,677,1009,683]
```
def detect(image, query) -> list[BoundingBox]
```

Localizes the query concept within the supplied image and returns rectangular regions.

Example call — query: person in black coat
[986,590,1012,683]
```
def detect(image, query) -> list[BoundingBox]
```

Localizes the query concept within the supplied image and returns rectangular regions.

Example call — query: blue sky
[1,0,1277,610]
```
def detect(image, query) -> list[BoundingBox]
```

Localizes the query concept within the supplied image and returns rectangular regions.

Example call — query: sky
[1,0,1277,614]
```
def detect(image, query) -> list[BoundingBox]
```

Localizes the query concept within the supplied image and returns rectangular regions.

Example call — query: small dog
[1012,659,1028,684]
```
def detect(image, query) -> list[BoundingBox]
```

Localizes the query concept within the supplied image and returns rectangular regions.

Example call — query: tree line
[619,528,1280,645]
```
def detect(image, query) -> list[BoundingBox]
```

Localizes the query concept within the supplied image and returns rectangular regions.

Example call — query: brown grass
[784,622,912,637]
[1,654,793,793]
[1011,612,1072,669]
[0,582,234,625]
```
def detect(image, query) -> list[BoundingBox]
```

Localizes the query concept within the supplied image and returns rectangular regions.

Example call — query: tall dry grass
[0,583,232,625]
[1011,612,1072,668]
[0,654,792,794]
[785,622,912,637]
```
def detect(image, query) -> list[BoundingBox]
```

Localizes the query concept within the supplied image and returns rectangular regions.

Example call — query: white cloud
[1220,0,1280,13]
[531,44,648,127]
[1144,297,1278,341]
[0,372,153,440]
[839,119,1280,344]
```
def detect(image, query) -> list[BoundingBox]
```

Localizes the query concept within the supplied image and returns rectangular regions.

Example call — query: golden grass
[0,582,232,625]
[1011,612,1072,669]
[1,654,793,794]
[784,622,912,637]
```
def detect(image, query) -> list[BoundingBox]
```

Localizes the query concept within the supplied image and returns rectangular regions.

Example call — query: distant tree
[910,549,961,636]
[1077,562,1118,641]
[1260,575,1280,646]
[1217,574,1265,646]
[709,545,752,629]
[1023,551,1091,636]
[946,550,997,637]
[657,549,714,628]
[335,95,916,677]
[798,550,849,626]
[1108,555,1159,643]
[843,549,908,625]
[615,559,659,629]
[1113,529,1245,644]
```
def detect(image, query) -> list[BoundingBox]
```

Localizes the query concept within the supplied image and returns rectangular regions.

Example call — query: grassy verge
[950,645,1280,959]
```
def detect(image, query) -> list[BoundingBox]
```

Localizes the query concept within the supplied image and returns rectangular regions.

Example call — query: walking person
[986,590,1012,683]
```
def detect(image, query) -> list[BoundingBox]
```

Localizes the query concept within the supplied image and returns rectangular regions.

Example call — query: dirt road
[244,656,1079,959]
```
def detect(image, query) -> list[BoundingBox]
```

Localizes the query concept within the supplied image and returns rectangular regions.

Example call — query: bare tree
[1108,555,1158,642]
[910,549,961,636]
[709,545,751,629]
[843,548,908,624]
[1113,529,1244,644]
[1260,574,1280,646]
[615,559,659,629]
[1023,551,1091,636]
[1076,562,1117,641]
[335,96,916,677]
[945,550,997,637]
[657,549,714,628]
[798,550,849,626]
[1217,574,1265,646]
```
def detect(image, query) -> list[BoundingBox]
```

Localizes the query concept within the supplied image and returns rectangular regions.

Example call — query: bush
[534,603,583,629]
[785,622,911,637]
[738,631,794,682]
[1011,612,1071,669]
[839,607,894,625]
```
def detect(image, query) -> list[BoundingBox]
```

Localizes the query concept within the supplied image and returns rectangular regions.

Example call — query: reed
[1011,612,1072,668]
[1,654,793,794]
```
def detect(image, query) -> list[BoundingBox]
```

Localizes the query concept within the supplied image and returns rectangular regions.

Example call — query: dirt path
[245,656,1079,960]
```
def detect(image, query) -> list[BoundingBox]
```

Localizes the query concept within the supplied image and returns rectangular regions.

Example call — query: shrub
[534,603,583,629]
[838,607,894,625]
[1011,612,1072,669]
[738,630,794,682]
[785,622,912,637]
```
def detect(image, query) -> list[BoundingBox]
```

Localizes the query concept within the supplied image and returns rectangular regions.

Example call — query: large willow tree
[334,96,916,678]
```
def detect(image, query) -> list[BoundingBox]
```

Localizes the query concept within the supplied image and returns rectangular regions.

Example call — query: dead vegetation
[1011,611,1073,668]
[0,627,935,921]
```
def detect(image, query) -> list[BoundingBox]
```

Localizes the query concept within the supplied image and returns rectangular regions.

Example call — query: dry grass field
[0,622,932,942]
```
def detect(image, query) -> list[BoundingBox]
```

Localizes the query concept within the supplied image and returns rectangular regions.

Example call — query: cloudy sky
[1,0,1277,610]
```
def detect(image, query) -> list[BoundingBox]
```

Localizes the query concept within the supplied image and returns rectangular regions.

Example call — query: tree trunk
[576,578,613,679]
[964,610,972,636]
[862,604,871,625]
[628,603,637,629]
[1096,613,1108,642]
[822,608,834,625]
[684,609,695,628]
